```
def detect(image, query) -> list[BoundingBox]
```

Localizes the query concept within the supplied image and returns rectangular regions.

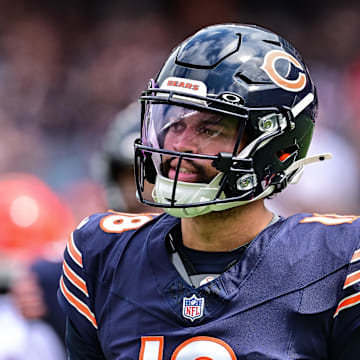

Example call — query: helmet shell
[135,24,318,216]
[157,24,317,113]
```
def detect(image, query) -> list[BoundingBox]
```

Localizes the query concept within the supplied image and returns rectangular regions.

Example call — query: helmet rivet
[237,174,257,190]
[258,115,277,132]
[263,119,273,130]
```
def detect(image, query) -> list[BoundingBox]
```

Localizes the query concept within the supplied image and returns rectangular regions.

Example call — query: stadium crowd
[0,1,359,212]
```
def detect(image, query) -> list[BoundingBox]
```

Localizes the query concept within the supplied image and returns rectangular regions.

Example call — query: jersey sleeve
[331,245,360,357]
[57,211,158,358]
[65,318,106,360]
[57,214,104,357]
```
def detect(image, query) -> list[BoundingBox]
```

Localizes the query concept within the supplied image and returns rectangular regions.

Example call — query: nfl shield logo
[182,294,204,321]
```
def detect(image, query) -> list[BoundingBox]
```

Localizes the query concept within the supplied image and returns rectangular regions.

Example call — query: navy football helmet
[92,102,140,211]
[134,24,331,217]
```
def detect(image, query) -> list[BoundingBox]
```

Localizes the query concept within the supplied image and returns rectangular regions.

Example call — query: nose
[172,127,199,153]
[164,119,200,153]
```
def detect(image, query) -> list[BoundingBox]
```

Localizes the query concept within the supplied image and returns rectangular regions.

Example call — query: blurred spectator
[61,180,107,224]
[0,294,65,360]
[10,103,159,353]
[0,173,75,263]
[90,101,154,213]
[0,173,75,359]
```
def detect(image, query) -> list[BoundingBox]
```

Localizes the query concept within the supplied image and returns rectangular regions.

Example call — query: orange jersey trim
[300,214,359,226]
[59,276,97,328]
[63,259,89,296]
[351,249,360,263]
[343,269,360,289]
[67,232,83,268]
[333,292,360,318]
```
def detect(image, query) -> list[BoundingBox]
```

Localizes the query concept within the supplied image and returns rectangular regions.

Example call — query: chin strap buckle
[269,172,288,194]
[212,152,253,173]
[212,152,234,173]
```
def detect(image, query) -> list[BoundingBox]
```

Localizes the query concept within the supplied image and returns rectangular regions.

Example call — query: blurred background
[0,1,360,357]
[0,0,359,220]
[0,1,359,260]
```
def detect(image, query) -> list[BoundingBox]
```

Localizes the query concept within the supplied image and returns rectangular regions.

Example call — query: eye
[197,125,222,137]
[169,120,185,133]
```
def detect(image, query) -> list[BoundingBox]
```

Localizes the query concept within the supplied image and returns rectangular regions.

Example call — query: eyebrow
[160,111,205,131]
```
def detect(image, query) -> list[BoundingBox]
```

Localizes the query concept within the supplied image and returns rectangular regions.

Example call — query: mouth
[168,166,202,182]
[167,158,204,182]
[162,157,212,183]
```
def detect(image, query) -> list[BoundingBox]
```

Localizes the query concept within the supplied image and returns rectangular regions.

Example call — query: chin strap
[270,152,333,194]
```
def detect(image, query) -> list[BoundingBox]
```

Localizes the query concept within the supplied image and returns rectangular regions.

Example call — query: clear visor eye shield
[134,88,332,211]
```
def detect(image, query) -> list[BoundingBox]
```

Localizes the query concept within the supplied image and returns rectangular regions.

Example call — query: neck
[180,200,273,252]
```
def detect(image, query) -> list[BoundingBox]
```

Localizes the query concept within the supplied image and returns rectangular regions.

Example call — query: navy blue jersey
[58,211,360,359]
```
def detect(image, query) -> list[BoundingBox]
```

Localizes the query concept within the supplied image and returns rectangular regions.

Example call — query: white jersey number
[100,212,154,233]
[139,336,236,360]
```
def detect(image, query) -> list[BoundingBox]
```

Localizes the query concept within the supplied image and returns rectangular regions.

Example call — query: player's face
[161,107,240,183]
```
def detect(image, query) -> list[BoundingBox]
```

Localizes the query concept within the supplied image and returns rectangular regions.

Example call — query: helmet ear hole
[278,152,291,162]
[276,144,299,163]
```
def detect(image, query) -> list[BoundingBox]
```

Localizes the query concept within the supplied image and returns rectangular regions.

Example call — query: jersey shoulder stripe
[59,275,97,328]
[59,211,162,331]
[61,231,95,327]
[67,232,83,268]
[351,248,360,263]
[63,259,89,297]
[334,247,360,318]
[333,291,360,318]
[343,269,360,290]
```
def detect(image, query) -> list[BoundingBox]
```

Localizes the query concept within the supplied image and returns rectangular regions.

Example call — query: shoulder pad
[74,212,159,278]
[58,211,160,330]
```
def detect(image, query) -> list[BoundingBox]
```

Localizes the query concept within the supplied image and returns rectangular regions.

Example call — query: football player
[59,24,360,359]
